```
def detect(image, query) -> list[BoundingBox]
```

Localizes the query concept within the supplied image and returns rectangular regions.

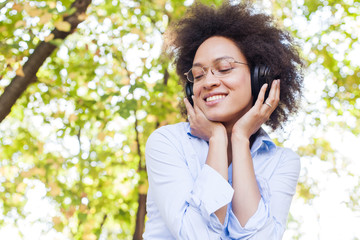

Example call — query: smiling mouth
[205,95,227,102]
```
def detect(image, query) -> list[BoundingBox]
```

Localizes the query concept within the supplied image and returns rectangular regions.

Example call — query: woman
[143,1,303,239]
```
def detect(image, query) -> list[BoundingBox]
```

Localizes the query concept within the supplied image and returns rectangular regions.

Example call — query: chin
[205,113,232,123]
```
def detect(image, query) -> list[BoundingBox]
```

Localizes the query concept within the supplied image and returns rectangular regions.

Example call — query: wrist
[231,131,250,145]
[209,125,228,145]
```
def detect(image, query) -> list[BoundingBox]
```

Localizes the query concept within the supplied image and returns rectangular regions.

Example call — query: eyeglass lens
[188,58,234,82]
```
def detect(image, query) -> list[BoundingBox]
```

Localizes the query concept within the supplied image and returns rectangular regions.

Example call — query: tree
[0,0,91,122]
[268,0,360,238]
[1,0,189,238]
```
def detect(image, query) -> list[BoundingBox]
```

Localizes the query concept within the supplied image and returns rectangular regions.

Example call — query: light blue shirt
[143,122,300,240]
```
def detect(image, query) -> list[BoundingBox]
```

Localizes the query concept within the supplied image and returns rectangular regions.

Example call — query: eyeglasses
[184,57,248,83]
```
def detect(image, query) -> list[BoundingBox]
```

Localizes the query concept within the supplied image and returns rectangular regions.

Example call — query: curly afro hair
[165,1,304,130]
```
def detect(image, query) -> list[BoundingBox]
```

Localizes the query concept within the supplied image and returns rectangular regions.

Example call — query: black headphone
[185,64,274,106]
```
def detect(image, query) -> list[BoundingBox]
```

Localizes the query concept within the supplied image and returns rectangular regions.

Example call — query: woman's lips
[204,94,227,106]
[205,94,227,102]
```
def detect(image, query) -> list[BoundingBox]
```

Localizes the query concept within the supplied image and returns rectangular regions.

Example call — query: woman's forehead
[193,36,245,65]
[192,56,234,67]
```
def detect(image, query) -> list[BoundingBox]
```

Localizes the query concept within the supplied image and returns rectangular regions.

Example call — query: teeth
[206,95,226,102]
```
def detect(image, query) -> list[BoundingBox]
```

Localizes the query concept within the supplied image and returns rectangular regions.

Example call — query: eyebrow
[192,56,234,67]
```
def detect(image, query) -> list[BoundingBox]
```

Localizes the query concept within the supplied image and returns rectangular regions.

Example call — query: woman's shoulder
[145,123,191,161]
[275,146,301,173]
[147,122,190,143]
[278,147,300,160]
[151,122,189,136]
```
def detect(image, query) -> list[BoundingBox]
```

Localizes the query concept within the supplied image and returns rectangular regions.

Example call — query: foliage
[0,0,359,239]
[1,0,187,238]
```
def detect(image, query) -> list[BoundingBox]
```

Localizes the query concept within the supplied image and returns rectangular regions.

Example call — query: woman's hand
[232,79,280,140]
[184,96,226,142]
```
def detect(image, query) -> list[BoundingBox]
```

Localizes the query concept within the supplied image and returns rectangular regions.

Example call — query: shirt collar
[250,128,276,155]
[186,122,198,139]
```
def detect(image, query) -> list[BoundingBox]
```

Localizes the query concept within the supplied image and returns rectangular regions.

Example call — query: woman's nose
[203,70,221,88]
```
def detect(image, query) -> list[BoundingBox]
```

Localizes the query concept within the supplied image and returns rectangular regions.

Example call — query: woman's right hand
[184,96,226,142]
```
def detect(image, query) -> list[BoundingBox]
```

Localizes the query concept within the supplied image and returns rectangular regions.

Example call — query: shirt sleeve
[145,128,234,240]
[226,148,300,240]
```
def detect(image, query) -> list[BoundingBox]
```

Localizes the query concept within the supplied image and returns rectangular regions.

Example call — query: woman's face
[192,36,253,126]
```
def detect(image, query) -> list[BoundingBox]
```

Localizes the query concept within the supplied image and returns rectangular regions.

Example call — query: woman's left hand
[232,79,280,139]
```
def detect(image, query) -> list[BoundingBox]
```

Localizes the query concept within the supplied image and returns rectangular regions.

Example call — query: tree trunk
[132,68,169,239]
[133,193,147,240]
[133,111,147,240]
[0,0,92,123]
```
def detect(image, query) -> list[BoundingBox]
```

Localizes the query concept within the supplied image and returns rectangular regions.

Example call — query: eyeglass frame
[184,56,249,83]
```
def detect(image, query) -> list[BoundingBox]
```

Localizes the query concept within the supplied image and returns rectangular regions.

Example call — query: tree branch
[0,0,92,123]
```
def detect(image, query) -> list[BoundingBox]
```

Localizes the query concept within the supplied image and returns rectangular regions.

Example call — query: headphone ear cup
[251,65,272,104]
[261,65,272,100]
[251,65,260,103]
[185,82,194,106]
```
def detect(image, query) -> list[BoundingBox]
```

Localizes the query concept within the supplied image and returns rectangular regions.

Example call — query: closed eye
[194,74,205,80]
[218,68,233,73]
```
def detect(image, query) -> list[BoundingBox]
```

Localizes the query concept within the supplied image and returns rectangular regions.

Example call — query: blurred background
[0,0,359,239]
